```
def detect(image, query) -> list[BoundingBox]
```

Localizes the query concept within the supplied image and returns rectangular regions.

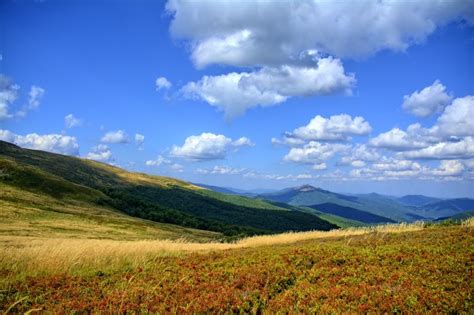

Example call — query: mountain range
[198,183,474,223]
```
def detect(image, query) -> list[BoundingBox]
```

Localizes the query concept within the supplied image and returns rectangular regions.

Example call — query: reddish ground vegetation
[1,225,472,313]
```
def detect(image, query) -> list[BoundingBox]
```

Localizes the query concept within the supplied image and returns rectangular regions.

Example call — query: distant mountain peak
[296,184,318,192]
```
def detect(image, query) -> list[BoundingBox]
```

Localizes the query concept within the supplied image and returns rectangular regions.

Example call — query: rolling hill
[0,141,337,237]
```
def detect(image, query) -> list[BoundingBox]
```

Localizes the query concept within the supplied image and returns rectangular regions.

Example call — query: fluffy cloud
[0,75,19,120]
[64,114,82,129]
[243,171,314,181]
[170,132,253,161]
[196,165,245,175]
[339,144,381,168]
[369,126,431,151]
[312,162,327,170]
[284,141,349,165]
[372,158,422,172]
[135,134,145,144]
[182,58,354,118]
[354,159,465,180]
[401,137,474,160]
[27,85,45,110]
[371,95,474,154]
[463,159,474,170]
[146,155,171,167]
[284,114,371,142]
[145,155,184,172]
[156,77,172,90]
[14,84,45,118]
[0,129,79,156]
[167,0,473,67]
[436,96,474,137]
[429,160,465,176]
[271,136,305,147]
[170,163,184,172]
[402,80,452,117]
[86,144,112,162]
[101,130,129,144]
[232,136,254,147]
[135,133,145,150]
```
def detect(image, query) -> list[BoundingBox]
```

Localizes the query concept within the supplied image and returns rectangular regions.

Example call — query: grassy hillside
[1,221,471,313]
[0,141,336,236]
[0,182,220,242]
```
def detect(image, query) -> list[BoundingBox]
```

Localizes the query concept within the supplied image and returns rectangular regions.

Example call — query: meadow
[1,219,472,313]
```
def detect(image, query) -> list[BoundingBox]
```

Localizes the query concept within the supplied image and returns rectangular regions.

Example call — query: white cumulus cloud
[436,96,474,138]
[156,77,172,90]
[86,144,113,162]
[0,75,19,120]
[135,133,145,150]
[167,0,473,67]
[285,114,371,142]
[197,165,245,175]
[101,130,129,144]
[284,141,349,165]
[0,129,79,156]
[369,126,432,151]
[182,58,354,118]
[401,137,474,160]
[402,80,452,117]
[27,85,45,110]
[429,160,465,176]
[146,155,171,167]
[64,114,82,129]
[170,132,253,161]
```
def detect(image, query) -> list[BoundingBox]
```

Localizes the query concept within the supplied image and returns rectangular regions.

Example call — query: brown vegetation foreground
[1,219,472,313]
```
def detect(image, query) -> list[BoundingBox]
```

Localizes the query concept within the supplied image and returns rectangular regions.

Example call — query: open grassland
[1,220,472,313]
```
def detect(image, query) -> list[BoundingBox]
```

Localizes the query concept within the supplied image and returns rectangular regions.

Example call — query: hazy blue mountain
[418,198,474,219]
[260,185,421,222]
[308,203,396,224]
[193,183,240,195]
[397,195,442,207]
[194,183,276,197]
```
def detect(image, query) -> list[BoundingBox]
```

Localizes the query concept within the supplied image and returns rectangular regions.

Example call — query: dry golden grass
[4,219,466,279]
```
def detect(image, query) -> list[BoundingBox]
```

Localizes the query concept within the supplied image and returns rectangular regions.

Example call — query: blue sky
[1,0,473,197]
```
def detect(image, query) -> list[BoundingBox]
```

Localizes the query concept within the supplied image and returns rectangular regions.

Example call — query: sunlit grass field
[1,219,472,313]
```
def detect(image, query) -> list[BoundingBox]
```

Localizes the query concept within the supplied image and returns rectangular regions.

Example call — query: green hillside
[0,141,337,237]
